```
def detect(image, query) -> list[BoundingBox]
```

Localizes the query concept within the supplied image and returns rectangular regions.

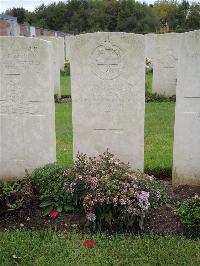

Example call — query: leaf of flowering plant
[82,239,95,248]
[50,210,59,219]
[43,206,53,216]
[104,211,113,226]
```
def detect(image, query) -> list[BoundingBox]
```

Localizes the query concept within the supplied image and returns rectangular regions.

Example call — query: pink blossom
[86,212,96,222]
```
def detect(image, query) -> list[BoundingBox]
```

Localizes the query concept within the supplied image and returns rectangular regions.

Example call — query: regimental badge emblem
[91,41,123,80]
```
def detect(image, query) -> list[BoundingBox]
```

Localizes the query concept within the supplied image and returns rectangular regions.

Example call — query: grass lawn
[60,73,71,96]
[56,102,73,166]
[145,102,175,171]
[0,231,199,266]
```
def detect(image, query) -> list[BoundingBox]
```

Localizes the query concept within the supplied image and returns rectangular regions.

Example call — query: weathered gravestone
[145,33,157,73]
[39,36,61,97]
[65,35,72,60]
[30,26,36,37]
[153,33,181,96]
[0,37,56,179]
[57,37,65,71]
[70,32,145,170]
[173,30,200,186]
[145,33,157,61]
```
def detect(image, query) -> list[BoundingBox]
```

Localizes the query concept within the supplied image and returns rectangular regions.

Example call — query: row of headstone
[145,30,200,185]
[0,31,199,187]
[69,31,200,187]
[38,36,65,97]
[145,32,181,96]
[39,36,62,97]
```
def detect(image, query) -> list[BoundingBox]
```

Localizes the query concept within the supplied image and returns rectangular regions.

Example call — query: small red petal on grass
[50,210,59,219]
[83,239,95,248]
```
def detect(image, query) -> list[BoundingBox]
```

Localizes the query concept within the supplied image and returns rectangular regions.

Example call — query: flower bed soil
[0,180,199,235]
[144,180,200,235]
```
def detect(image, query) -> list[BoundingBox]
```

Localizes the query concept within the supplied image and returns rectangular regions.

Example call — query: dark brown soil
[146,168,172,179]
[0,196,85,232]
[144,180,200,235]
[0,180,199,235]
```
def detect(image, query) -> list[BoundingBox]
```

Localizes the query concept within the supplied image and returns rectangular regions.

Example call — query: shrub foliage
[177,195,200,237]
[0,152,170,232]
[64,151,168,231]
[31,163,74,215]
[0,178,33,214]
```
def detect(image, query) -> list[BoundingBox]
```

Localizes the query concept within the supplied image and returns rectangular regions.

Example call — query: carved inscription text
[0,75,42,115]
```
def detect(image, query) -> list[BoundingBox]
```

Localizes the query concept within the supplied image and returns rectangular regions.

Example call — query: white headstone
[39,36,61,97]
[173,30,200,186]
[70,32,145,170]
[30,26,36,37]
[145,33,157,60]
[65,35,72,60]
[153,33,181,96]
[58,37,65,71]
[0,37,56,179]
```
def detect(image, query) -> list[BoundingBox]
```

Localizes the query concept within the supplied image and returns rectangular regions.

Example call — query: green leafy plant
[64,150,169,232]
[54,94,60,103]
[31,163,74,216]
[0,178,33,213]
[140,177,170,207]
[176,195,200,237]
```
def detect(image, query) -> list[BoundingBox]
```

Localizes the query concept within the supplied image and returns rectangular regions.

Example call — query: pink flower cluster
[64,151,162,225]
